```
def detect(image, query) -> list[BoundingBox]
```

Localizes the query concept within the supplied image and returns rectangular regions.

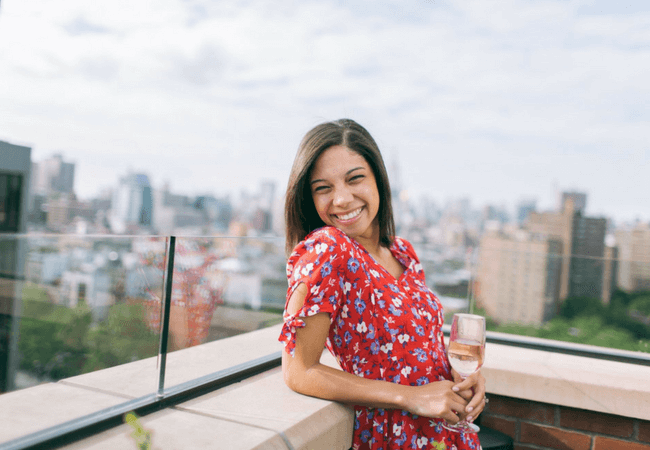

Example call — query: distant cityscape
[2,139,650,329]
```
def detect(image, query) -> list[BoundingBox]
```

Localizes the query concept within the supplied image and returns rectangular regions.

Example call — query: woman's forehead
[311,145,370,179]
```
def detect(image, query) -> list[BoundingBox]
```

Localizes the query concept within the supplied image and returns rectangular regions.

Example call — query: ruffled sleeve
[279,227,351,356]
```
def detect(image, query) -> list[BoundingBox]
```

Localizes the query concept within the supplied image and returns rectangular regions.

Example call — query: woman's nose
[333,187,353,207]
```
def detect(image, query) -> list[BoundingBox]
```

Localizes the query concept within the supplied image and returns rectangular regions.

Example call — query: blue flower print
[354,297,366,315]
[414,323,425,337]
[367,323,376,339]
[411,307,421,320]
[395,431,407,446]
[347,257,360,273]
[360,430,371,443]
[334,335,342,347]
[416,376,429,386]
[383,322,399,336]
[388,304,402,317]
[388,284,400,293]
[370,341,380,355]
[413,348,428,363]
[320,261,332,278]
[344,331,353,345]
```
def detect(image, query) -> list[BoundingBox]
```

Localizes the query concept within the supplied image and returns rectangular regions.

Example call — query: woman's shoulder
[305,226,350,245]
[391,236,420,263]
[287,227,351,264]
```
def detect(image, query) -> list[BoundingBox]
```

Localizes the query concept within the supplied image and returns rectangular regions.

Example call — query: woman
[280,119,485,450]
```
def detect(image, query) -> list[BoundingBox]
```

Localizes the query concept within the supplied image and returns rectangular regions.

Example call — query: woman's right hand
[404,380,471,424]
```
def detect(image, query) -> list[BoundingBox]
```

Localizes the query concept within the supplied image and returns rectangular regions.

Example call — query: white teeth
[337,208,362,221]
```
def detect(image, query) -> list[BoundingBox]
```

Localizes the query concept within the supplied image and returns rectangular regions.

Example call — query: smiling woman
[280,119,486,450]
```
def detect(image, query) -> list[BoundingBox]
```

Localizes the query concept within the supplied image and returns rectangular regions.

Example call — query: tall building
[516,199,537,225]
[477,192,608,325]
[476,230,562,325]
[109,172,153,233]
[0,140,31,393]
[31,153,75,195]
[526,193,607,301]
[616,222,650,292]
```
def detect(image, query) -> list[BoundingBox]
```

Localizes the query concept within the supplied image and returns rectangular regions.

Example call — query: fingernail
[467,416,473,422]
[467,406,474,413]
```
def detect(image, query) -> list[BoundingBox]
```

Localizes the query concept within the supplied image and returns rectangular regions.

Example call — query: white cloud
[0,0,648,221]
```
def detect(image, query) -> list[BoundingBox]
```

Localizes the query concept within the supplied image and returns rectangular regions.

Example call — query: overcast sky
[1,0,648,223]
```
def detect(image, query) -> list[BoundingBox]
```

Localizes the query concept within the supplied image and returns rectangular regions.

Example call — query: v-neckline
[353,238,410,282]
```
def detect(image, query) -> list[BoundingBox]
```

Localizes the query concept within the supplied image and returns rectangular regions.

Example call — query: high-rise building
[526,193,606,301]
[516,199,537,226]
[109,172,153,233]
[0,140,31,393]
[560,191,587,213]
[476,229,562,325]
[31,153,75,196]
[477,192,609,325]
[616,222,650,292]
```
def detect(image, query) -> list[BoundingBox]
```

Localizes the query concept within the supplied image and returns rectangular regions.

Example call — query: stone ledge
[481,338,650,421]
[2,324,649,449]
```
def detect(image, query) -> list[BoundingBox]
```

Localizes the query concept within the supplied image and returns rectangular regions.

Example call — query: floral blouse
[280,227,480,450]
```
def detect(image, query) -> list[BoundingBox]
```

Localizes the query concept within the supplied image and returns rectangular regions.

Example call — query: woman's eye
[313,185,329,193]
[349,175,364,182]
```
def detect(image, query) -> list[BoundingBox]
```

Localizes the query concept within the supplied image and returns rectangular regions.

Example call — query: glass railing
[468,245,650,354]
[0,233,285,398]
[1,231,649,448]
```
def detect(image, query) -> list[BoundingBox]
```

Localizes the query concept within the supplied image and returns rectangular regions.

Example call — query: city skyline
[1,0,649,223]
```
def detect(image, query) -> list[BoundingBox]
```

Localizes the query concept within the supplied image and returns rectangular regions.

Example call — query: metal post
[157,236,175,398]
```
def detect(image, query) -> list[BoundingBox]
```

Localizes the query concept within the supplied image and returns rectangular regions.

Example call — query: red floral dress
[280,227,480,450]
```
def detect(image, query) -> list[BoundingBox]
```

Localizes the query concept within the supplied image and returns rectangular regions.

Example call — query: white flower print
[393,423,401,436]
[301,263,313,276]
[392,297,402,307]
[341,304,349,318]
[357,321,368,333]
[380,343,393,353]
[343,281,352,294]
[401,366,412,377]
[397,333,410,344]
[417,436,428,448]
[315,243,328,254]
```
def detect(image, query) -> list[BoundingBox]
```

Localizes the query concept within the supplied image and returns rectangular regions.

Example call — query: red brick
[481,415,516,439]
[593,436,650,450]
[559,406,633,437]
[487,396,555,425]
[520,422,591,450]
[640,420,650,444]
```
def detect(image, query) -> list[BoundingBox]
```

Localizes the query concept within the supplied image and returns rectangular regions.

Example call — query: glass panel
[0,234,167,395]
[163,235,284,386]
[471,243,650,353]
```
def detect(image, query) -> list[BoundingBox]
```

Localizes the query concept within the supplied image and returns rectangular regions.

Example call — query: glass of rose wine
[442,313,486,433]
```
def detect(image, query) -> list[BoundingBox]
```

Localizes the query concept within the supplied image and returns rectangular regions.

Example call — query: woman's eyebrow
[310,167,365,185]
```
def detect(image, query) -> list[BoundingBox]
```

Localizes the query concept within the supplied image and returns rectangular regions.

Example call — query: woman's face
[309,145,380,247]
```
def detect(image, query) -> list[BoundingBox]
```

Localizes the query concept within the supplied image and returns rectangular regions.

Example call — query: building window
[0,172,22,232]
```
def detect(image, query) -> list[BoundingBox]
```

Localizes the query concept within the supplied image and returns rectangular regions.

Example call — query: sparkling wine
[447,338,485,377]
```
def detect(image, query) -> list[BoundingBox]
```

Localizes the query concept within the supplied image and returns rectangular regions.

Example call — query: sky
[0,0,649,224]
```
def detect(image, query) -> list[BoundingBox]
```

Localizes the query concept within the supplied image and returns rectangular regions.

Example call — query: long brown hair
[284,119,395,255]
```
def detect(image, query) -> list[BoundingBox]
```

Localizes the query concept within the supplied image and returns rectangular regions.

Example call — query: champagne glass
[442,313,486,433]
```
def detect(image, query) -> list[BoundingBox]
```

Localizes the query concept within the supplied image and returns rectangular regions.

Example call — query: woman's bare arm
[282,283,474,424]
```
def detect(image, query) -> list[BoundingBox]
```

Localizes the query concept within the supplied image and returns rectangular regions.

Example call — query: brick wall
[480,394,650,450]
